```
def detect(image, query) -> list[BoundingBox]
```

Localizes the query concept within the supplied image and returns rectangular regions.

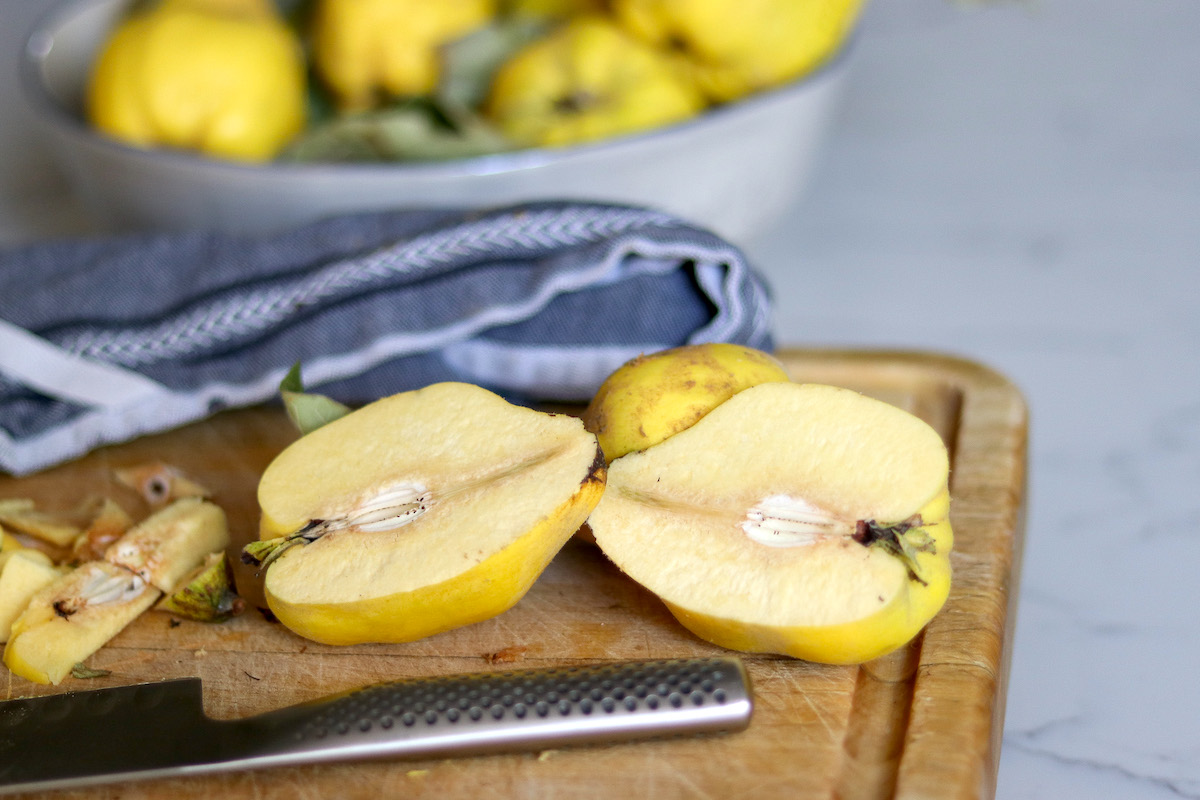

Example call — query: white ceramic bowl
[21,0,853,242]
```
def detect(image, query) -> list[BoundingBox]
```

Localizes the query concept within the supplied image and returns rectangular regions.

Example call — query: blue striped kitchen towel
[0,201,774,476]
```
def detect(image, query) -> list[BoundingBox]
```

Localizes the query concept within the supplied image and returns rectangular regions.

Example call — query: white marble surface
[1,1,1198,797]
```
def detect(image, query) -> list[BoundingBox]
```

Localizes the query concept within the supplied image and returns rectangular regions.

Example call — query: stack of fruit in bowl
[83,0,866,163]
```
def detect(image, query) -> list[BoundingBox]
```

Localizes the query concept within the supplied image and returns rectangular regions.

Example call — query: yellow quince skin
[582,343,792,462]
[484,16,707,148]
[86,0,307,162]
[613,0,865,103]
[312,0,496,111]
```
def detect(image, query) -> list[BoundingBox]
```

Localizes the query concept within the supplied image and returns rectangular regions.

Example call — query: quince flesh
[485,16,706,147]
[613,0,864,102]
[254,382,605,646]
[0,550,62,644]
[588,381,952,664]
[4,561,160,685]
[104,497,229,592]
[3,498,229,684]
[86,0,307,162]
[582,343,791,462]
[312,0,495,110]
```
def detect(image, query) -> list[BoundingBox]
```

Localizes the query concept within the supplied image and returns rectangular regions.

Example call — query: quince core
[588,382,952,664]
[254,382,605,645]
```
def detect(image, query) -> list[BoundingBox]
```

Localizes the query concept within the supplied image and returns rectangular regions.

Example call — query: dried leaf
[71,663,112,679]
[282,97,512,164]
[484,645,529,664]
[438,16,550,110]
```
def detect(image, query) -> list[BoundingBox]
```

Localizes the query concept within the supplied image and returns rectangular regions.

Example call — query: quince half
[582,343,791,462]
[484,16,706,147]
[613,0,864,102]
[251,382,605,646]
[588,381,952,664]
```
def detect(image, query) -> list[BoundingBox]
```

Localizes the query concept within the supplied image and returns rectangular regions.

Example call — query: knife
[0,656,751,793]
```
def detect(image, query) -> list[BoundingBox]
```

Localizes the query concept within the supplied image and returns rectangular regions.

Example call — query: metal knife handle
[229,657,752,769]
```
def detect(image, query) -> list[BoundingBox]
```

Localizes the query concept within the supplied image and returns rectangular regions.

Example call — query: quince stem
[853,515,935,586]
[240,519,326,573]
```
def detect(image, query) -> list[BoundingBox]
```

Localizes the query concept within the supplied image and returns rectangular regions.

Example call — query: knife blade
[0,656,752,793]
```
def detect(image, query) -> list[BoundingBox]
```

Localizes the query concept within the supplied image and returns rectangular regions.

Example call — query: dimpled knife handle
[237,657,753,767]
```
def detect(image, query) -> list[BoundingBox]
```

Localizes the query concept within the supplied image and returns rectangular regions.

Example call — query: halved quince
[252,382,605,646]
[588,381,952,664]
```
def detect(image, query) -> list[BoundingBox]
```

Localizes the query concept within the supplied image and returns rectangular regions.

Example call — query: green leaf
[279,362,351,435]
[437,17,551,111]
[71,663,112,679]
[281,98,513,164]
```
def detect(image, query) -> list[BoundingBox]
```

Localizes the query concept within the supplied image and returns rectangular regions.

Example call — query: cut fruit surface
[0,550,62,643]
[255,382,605,645]
[3,561,160,684]
[588,381,952,664]
[105,498,229,592]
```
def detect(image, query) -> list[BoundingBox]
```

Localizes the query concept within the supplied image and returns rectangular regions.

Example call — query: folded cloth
[0,201,774,476]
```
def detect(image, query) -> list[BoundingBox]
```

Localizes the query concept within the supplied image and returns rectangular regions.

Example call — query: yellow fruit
[312,0,495,111]
[0,530,24,554]
[3,498,231,684]
[86,0,307,162]
[104,498,229,593]
[0,498,81,548]
[613,0,864,102]
[581,343,791,462]
[503,0,607,18]
[588,381,952,665]
[0,550,62,644]
[4,561,160,684]
[484,16,706,148]
[252,382,605,645]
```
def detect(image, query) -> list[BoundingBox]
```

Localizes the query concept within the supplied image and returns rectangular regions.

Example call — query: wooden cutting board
[0,349,1027,800]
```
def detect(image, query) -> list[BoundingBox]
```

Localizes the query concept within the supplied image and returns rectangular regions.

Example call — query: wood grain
[0,349,1027,800]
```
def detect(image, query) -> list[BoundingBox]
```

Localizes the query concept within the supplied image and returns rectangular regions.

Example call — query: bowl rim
[20,0,856,180]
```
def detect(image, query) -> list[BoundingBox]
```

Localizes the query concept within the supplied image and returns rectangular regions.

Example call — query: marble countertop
[1,1,1197,797]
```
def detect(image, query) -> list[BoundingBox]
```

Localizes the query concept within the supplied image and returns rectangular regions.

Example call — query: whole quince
[613,0,864,102]
[484,16,706,148]
[312,0,496,111]
[86,0,307,162]
[582,343,791,462]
